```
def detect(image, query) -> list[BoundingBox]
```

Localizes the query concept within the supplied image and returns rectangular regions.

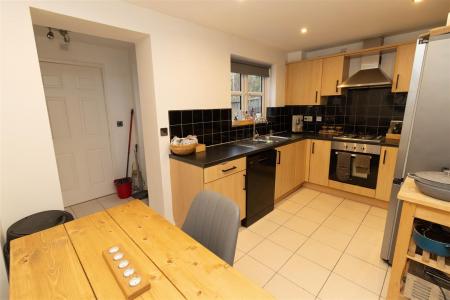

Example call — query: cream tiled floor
[64,194,147,219]
[234,187,391,300]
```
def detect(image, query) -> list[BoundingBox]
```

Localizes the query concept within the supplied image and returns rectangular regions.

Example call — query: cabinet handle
[222,166,237,172]
[336,80,339,93]
[243,174,246,190]
[395,74,400,90]
[277,151,281,164]
[383,149,387,164]
[312,142,315,154]
[315,91,318,103]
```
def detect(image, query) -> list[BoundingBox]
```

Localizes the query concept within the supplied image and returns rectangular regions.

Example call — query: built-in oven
[328,141,381,189]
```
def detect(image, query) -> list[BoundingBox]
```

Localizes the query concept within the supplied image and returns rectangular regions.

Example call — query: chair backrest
[182,191,240,265]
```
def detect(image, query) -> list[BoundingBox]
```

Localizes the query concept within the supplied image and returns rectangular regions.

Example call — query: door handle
[277,151,281,164]
[222,166,237,172]
[336,80,339,93]
[312,142,315,154]
[383,149,387,164]
[243,174,246,190]
[395,74,400,90]
[315,91,318,103]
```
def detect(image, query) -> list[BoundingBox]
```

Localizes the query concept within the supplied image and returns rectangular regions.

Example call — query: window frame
[231,73,267,119]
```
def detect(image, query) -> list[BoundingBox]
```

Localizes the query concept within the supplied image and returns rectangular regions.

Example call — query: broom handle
[126,109,134,178]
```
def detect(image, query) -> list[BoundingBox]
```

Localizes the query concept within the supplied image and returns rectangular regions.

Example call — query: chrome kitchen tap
[252,115,267,141]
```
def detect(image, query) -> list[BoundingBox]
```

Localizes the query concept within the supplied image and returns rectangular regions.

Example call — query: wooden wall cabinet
[321,56,348,96]
[170,157,247,226]
[286,59,323,105]
[308,140,331,186]
[375,146,399,201]
[392,43,416,93]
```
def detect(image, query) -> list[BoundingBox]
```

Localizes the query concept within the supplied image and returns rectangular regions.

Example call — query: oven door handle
[335,152,372,159]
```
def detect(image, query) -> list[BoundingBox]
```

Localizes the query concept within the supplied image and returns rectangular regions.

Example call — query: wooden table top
[9,200,273,299]
[398,177,450,213]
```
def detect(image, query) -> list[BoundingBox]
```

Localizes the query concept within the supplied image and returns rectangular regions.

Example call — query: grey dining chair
[182,191,240,266]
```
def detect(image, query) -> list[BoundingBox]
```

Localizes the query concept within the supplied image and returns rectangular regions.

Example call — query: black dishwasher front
[242,149,277,227]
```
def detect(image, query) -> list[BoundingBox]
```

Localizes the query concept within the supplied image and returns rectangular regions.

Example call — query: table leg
[387,201,416,299]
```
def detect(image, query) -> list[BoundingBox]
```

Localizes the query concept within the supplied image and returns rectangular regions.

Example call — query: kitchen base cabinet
[328,180,376,198]
[275,140,308,201]
[274,143,296,200]
[294,140,308,184]
[308,140,331,186]
[170,157,247,226]
[375,146,399,201]
[170,159,204,227]
[204,170,246,220]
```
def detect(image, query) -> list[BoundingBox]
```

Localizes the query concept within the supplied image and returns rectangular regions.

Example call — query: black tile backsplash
[168,107,288,146]
[284,87,407,135]
[321,87,407,136]
[168,87,407,146]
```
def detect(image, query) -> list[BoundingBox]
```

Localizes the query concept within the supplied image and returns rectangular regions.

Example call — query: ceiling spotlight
[46,27,54,39]
[413,0,423,2]
[300,27,308,34]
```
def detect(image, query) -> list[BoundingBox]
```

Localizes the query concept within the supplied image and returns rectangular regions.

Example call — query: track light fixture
[58,30,70,44]
[46,27,54,39]
[46,27,70,44]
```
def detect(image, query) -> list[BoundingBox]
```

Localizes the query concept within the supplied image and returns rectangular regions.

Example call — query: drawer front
[204,157,246,183]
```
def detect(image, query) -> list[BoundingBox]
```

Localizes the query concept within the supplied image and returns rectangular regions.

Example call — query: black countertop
[169,132,399,168]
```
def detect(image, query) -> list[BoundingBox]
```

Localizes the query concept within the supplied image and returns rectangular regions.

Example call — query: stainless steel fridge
[380,32,450,264]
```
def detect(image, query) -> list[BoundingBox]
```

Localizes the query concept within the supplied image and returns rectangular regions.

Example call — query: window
[230,73,266,120]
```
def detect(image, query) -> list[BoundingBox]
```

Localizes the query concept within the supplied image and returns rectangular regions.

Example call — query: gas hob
[332,134,383,144]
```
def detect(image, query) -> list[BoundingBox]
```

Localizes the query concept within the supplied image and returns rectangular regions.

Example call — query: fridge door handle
[393,178,404,185]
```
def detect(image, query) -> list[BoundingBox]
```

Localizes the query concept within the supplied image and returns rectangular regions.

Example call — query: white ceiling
[128,0,449,51]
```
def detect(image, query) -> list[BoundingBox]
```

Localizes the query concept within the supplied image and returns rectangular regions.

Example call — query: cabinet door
[321,56,348,96]
[307,59,323,105]
[294,140,307,185]
[286,63,302,105]
[285,59,323,105]
[204,170,246,220]
[274,143,296,200]
[308,140,331,186]
[392,43,416,93]
[375,147,398,201]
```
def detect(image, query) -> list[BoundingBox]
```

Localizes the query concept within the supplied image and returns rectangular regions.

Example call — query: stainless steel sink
[235,135,291,148]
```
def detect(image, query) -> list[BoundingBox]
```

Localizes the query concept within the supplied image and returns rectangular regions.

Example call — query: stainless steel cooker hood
[338,37,392,89]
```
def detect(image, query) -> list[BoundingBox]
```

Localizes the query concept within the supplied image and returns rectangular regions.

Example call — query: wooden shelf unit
[406,238,450,275]
[387,178,450,299]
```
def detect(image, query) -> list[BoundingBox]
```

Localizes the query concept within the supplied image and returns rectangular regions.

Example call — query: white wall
[1,0,286,227]
[33,26,146,183]
[0,219,7,299]
[1,1,64,236]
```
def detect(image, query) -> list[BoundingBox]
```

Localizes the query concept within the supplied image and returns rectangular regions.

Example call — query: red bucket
[114,178,132,199]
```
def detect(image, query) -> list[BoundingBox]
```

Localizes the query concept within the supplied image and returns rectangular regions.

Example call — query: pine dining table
[9,200,273,299]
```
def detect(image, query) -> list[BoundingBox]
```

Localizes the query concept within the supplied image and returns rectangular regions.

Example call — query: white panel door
[41,62,115,206]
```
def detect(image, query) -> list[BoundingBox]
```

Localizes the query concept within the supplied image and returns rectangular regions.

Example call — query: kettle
[292,115,303,133]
